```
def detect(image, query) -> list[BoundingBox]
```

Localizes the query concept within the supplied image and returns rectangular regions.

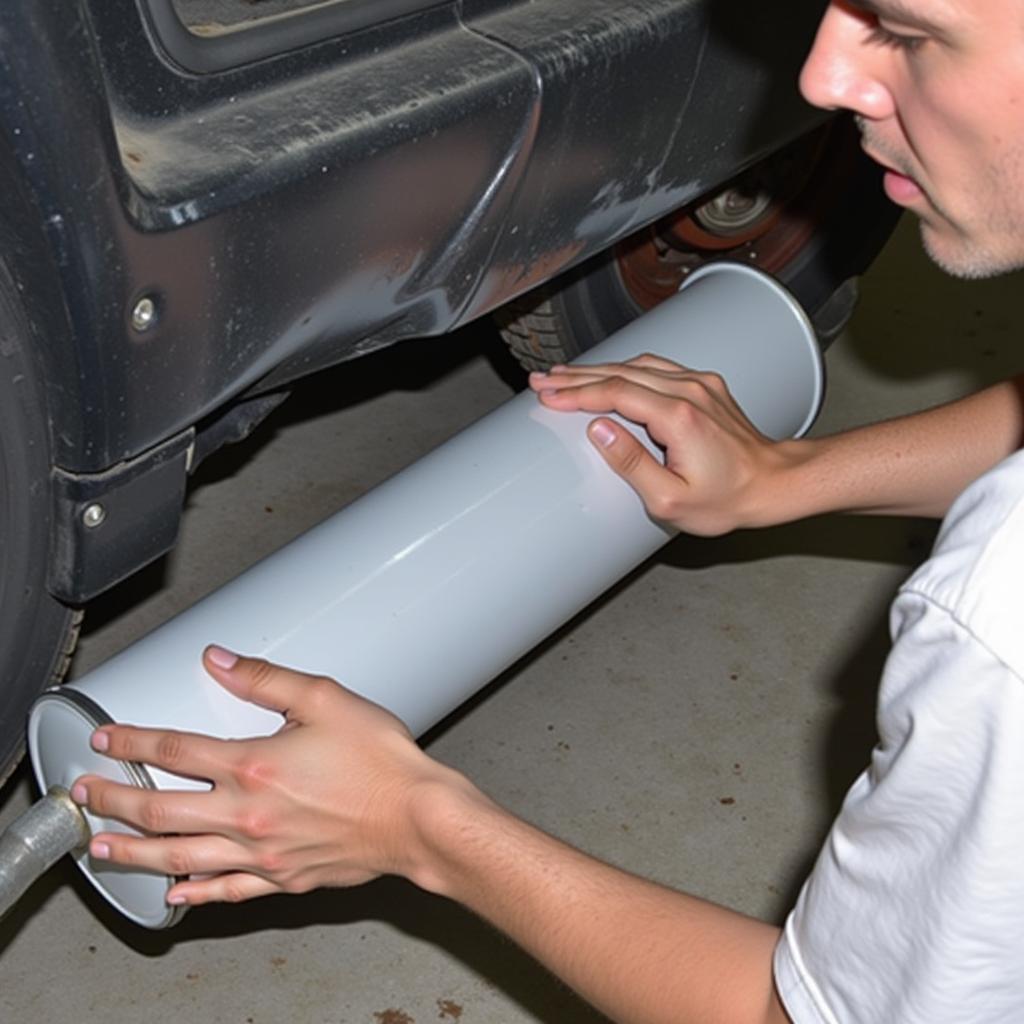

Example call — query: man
[70,2,1024,1020]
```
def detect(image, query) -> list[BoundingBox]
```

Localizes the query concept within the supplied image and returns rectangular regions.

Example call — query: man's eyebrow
[845,0,950,32]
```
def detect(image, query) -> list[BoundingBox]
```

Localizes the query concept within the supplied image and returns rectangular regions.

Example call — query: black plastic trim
[49,429,194,603]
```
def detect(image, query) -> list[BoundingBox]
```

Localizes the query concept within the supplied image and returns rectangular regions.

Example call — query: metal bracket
[48,429,194,604]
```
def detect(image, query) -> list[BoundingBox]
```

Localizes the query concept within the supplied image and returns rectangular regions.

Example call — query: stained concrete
[1,218,1022,1023]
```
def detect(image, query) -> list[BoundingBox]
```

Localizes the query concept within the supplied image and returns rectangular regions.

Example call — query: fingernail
[529,370,547,379]
[71,783,88,804]
[207,645,238,670]
[539,388,558,399]
[91,842,110,860]
[590,421,616,448]
[91,729,109,753]
[167,893,187,906]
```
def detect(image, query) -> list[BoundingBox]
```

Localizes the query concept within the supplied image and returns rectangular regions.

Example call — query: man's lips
[863,145,926,205]
[882,168,925,205]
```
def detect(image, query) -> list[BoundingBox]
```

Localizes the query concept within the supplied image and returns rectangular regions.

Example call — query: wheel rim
[614,122,855,310]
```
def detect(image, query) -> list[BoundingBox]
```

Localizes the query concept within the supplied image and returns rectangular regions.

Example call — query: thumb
[202,645,320,721]
[586,418,687,525]
[587,418,667,492]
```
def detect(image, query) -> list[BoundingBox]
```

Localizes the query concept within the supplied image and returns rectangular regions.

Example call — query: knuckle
[138,797,169,834]
[221,879,249,904]
[245,657,279,700]
[166,847,194,877]
[615,445,646,477]
[257,850,286,877]
[602,376,630,401]
[646,490,682,522]
[234,755,275,793]
[700,370,728,394]
[304,676,337,712]
[156,732,186,769]
[304,676,330,706]
[237,810,273,841]
[669,398,700,428]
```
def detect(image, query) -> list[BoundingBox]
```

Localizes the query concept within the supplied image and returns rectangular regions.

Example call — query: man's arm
[530,359,1024,532]
[415,786,789,1024]
[73,649,789,1024]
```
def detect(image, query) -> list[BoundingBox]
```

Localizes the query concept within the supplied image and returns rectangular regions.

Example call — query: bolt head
[131,296,157,332]
[82,503,106,529]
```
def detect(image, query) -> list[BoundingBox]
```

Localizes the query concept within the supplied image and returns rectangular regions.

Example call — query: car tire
[496,118,899,371]
[0,259,81,786]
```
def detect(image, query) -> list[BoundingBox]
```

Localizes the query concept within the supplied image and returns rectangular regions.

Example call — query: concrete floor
[2,219,1022,1023]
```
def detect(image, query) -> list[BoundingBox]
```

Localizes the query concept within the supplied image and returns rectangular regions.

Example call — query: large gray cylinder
[27,261,823,928]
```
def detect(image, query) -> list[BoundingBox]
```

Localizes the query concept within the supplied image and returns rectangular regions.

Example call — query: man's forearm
[768,376,1024,523]
[408,785,789,1024]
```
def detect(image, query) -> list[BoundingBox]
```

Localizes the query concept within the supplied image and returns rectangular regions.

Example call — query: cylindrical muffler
[27,262,823,928]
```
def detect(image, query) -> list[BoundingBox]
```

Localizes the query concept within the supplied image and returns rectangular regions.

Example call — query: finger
[534,364,716,406]
[535,376,697,437]
[86,722,229,782]
[688,368,731,401]
[548,357,681,377]
[531,362,653,387]
[87,830,253,879]
[72,775,226,835]
[201,647,330,724]
[167,872,281,907]
[549,354,692,378]
[586,418,688,521]
[624,353,691,373]
[598,360,725,397]
[529,368,608,392]
[536,362,646,384]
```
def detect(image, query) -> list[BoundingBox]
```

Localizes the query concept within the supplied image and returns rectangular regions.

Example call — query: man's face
[800,0,1024,279]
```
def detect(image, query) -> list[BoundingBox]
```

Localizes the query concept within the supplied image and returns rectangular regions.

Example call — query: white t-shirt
[774,449,1024,1024]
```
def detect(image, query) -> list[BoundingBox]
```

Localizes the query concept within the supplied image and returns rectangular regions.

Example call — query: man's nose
[799,4,895,120]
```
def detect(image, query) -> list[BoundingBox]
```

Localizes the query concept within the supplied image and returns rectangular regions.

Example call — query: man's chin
[919,222,1024,281]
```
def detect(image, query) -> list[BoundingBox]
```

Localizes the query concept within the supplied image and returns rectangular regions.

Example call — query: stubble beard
[855,116,1024,280]
[919,227,1011,281]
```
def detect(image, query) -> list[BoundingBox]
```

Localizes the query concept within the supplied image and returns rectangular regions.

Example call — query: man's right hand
[530,354,810,535]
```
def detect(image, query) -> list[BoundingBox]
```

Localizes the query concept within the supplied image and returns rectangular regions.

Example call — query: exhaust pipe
[11,262,823,929]
[0,788,90,918]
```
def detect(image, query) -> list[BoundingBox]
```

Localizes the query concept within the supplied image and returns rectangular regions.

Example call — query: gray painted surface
[1,219,1022,1022]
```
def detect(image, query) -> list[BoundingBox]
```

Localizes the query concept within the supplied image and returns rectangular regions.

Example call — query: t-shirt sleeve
[773,588,1024,1024]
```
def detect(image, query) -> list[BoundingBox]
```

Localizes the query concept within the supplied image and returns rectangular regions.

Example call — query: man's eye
[865,23,927,52]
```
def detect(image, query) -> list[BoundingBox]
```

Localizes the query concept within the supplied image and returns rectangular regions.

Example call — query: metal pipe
[23,261,824,929]
[0,788,90,922]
